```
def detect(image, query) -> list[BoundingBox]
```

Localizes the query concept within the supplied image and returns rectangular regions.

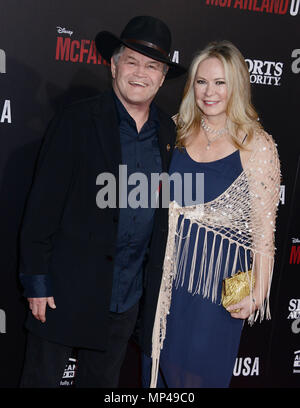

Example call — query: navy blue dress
[142,148,246,388]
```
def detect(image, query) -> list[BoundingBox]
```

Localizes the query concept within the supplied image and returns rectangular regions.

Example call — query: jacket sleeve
[19,273,53,298]
[19,107,79,296]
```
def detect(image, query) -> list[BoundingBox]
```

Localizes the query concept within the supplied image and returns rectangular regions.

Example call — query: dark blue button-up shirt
[110,93,162,312]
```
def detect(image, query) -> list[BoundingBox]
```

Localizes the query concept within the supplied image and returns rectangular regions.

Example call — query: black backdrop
[0,0,299,388]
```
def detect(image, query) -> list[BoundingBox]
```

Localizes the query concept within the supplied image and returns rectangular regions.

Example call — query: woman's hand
[226,295,257,320]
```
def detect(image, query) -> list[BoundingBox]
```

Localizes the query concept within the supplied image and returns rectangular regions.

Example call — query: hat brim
[95,31,186,79]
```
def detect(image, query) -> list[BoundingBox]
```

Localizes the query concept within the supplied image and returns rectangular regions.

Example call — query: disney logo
[292,238,300,244]
[56,27,73,36]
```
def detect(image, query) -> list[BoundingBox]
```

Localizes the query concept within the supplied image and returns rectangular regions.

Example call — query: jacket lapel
[157,110,176,172]
[92,90,122,177]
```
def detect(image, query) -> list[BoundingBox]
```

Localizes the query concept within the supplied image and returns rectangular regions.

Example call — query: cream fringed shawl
[150,130,281,388]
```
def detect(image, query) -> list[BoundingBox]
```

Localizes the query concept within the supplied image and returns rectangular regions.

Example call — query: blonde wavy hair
[176,40,262,150]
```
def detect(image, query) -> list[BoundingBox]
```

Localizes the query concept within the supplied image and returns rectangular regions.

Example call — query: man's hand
[28,297,56,323]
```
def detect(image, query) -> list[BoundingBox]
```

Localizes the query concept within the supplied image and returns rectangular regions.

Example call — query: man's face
[111,47,166,110]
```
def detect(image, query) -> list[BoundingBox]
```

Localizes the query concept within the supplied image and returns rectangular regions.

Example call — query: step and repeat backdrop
[0,0,299,388]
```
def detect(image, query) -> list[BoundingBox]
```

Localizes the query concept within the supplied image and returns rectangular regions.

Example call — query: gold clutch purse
[221,270,255,311]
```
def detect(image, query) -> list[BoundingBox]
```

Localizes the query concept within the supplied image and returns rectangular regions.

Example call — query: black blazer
[20,90,175,350]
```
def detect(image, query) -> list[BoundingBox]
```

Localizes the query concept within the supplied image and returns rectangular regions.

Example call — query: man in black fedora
[19,16,185,387]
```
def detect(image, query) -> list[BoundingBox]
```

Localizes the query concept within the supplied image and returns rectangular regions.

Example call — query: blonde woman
[141,41,281,388]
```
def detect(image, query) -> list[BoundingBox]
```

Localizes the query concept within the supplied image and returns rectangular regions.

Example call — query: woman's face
[194,57,228,123]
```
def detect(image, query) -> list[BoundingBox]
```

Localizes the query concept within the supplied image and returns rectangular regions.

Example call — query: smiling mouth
[204,101,219,105]
[129,81,147,87]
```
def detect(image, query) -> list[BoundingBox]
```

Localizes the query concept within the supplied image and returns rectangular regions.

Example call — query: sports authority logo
[205,0,300,16]
[232,356,259,376]
[293,350,300,373]
[245,59,283,86]
[0,309,6,334]
[289,238,300,264]
[288,299,300,334]
[1,100,12,123]
[0,49,6,73]
[287,298,300,319]
[291,49,300,74]
[291,318,300,334]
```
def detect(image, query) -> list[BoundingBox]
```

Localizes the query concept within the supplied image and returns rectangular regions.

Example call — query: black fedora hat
[95,16,186,79]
